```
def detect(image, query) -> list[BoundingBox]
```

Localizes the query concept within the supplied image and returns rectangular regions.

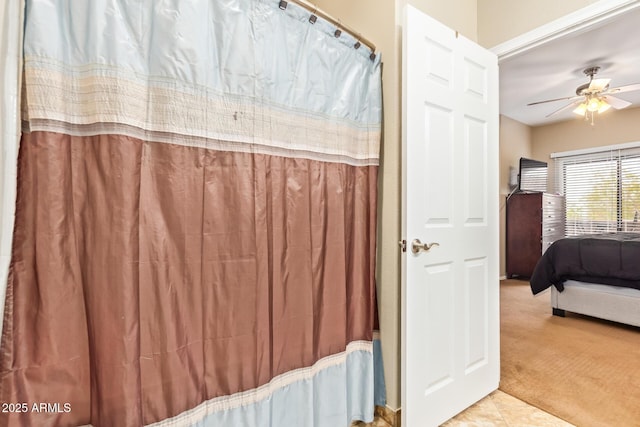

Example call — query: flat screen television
[518,157,547,193]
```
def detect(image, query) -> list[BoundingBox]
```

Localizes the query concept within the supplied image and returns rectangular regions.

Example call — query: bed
[530,232,640,327]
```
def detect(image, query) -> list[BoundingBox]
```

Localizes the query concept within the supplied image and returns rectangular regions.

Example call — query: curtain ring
[278,0,287,10]
[334,19,342,38]
[354,41,361,50]
[309,6,317,24]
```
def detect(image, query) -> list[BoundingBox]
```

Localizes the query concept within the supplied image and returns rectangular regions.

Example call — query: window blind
[554,145,640,236]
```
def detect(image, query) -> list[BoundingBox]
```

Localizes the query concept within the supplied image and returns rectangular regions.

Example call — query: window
[554,145,640,236]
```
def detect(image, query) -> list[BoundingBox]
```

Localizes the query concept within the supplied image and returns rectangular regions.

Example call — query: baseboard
[500,275,507,281]
[375,405,401,427]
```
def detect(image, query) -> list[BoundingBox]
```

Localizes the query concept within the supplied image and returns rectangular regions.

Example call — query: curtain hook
[309,6,317,24]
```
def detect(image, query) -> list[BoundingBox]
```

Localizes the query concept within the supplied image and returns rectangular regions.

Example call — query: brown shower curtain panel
[0,1,381,426]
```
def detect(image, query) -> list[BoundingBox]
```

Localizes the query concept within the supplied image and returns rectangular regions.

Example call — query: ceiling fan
[527,66,640,124]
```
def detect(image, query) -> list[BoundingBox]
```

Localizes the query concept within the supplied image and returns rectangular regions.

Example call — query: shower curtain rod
[279,0,377,55]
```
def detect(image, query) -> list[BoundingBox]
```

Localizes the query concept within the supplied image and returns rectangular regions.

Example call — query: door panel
[423,104,454,224]
[464,116,487,223]
[402,5,499,426]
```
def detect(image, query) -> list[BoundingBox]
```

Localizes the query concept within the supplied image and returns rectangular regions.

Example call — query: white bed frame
[551,280,640,327]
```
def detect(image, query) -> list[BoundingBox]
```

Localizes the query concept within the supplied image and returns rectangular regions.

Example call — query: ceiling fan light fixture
[598,101,611,113]
[573,103,587,115]
[527,66,640,125]
[587,97,601,112]
[574,96,611,115]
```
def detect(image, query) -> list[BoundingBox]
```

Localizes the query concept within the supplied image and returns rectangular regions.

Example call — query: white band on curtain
[21,0,381,166]
[0,0,25,337]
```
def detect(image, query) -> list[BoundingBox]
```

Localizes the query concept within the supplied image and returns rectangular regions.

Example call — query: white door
[401,5,499,427]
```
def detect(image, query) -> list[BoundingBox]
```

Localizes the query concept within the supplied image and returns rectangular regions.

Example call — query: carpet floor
[499,279,640,427]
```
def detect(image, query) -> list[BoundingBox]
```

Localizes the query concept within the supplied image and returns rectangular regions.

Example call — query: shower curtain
[0,1,381,426]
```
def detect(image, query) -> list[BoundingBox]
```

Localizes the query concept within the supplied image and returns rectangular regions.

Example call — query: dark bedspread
[529,232,640,294]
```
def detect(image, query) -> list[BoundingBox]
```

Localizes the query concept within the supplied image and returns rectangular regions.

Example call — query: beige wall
[532,106,640,158]
[403,0,478,41]
[477,0,599,47]
[499,116,532,276]
[532,106,640,190]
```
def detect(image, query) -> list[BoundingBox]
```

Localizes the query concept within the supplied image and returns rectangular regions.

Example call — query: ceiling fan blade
[602,95,632,109]
[546,100,582,117]
[527,95,581,106]
[604,83,640,95]
[588,78,611,92]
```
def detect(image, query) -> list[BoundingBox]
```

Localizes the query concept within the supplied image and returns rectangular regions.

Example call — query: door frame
[491,0,640,61]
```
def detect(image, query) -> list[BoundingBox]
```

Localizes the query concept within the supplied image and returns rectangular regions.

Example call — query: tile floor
[353,390,574,427]
[441,390,574,427]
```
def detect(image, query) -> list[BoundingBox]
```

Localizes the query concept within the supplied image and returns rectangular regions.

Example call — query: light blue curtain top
[23,0,382,127]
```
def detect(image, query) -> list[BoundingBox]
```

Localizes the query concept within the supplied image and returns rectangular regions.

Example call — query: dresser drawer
[542,223,564,239]
[542,230,564,247]
[542,194,565,213]
[542,239,555,254]
[542,210,564,222]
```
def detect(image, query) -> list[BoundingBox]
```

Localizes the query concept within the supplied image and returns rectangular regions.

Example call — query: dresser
[506,192,565,279]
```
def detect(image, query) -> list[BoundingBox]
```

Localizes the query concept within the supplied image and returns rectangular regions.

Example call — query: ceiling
[499,7,640,127]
